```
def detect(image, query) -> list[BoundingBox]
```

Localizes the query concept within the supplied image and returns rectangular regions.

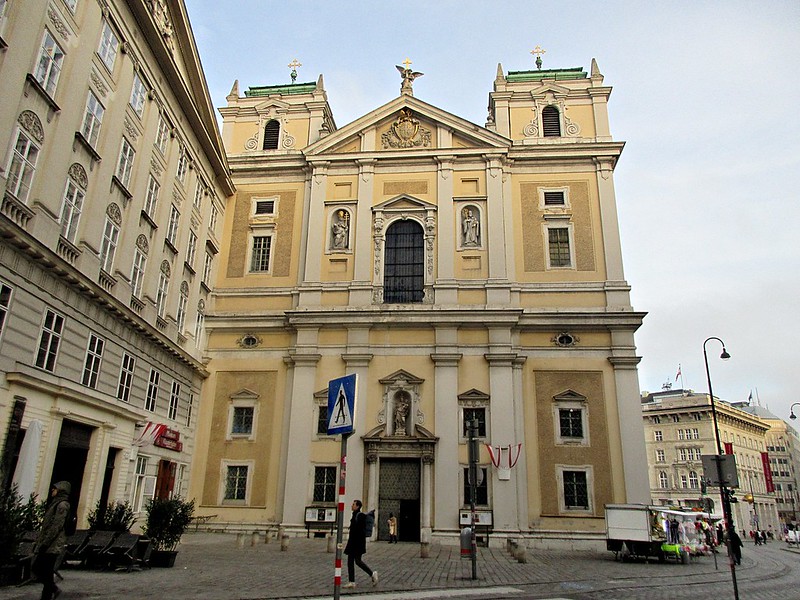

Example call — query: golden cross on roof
[402,57,413,71]
[288,58,302,83]
[530,45,546,70]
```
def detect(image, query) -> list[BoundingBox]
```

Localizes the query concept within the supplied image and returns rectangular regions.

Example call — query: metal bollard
[280,528,289,551]
[327,533,335,553]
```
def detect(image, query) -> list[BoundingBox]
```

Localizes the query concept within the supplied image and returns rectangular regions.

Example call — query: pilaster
[484,154,510,304]
[351,159,375,305]
[435,156,457,304]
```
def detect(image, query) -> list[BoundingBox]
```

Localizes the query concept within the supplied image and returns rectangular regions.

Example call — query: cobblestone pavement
[1,533,799,599]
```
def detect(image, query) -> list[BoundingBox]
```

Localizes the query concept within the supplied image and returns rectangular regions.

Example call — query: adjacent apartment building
[188,57,649,547]
[642,389,781,534]
[0,0,233,526]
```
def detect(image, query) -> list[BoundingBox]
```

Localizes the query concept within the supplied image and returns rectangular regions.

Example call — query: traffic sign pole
[333,432,351,600]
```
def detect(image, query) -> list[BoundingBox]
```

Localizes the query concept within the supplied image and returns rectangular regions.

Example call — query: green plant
[144,497,194,552]
[19,493,46,532]
[0,485,26,565]
[87,500,136,532]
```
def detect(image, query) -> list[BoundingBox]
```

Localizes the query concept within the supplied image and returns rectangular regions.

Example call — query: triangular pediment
[378,369,425,386]
[230,388,260,401]
[553,389,587,402]
[530,82,571,98]
[458,388,490,402]
[253,98,291,113]
[373,194,436,213]
[306,95,509,156]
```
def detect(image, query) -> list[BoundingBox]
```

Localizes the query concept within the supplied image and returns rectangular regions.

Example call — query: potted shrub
[143,497,194,567]
[87,500,135,532]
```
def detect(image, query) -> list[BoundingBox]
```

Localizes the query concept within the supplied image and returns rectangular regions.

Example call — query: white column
[281,345,321,527]
[609,352,649,504]
[351,159,375,305]
[421,456,433,534]
[435,157,457,304]
[594,159,630,311]
[343,334,372,507]
[485,327,518,533]
[299,161,328,305]
[432,326,461,536]
[512,356,528,531]
[484,154,509,304]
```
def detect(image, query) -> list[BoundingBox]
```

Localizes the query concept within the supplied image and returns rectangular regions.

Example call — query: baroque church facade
[190,59,649,547]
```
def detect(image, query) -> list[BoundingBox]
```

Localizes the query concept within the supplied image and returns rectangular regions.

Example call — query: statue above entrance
[377,370,425,437]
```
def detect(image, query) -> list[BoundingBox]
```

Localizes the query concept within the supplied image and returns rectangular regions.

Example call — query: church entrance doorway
[378,458,420,542]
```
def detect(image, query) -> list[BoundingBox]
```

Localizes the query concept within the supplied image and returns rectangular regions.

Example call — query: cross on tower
[530,45,546,70]
[288,58,302,83]
[402,57,413,71]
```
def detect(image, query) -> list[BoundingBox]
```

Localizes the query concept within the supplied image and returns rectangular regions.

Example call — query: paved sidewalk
[0,533,795,600]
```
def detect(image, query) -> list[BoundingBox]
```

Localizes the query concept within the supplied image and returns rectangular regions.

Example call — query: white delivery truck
[605,504,712,563]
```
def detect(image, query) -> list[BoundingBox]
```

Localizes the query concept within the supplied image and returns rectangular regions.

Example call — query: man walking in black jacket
[34,481,71,600]
[343,499,378,588]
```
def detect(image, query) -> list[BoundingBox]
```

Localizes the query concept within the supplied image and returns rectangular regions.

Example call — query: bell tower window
[263,120,280,150]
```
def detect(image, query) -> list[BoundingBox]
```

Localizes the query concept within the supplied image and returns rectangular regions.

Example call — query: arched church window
[384,220,424,303]
[262,120,280,150]
[542,106,561,137]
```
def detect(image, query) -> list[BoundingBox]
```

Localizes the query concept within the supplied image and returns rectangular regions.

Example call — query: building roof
[506,68,587,82]
[245,82,318,97]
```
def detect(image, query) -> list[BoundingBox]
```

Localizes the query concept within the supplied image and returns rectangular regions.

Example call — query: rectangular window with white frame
[6,129,40,203]
[59,178,85,242]
[462,466,489,506]
[251,197,277,218]
[176,290,187,332]
[145,368,160,412]
[116,138,135,188]
[539,187,569,209]
[133,455,155,512]
[80,91,105,148]
[176,144,188,183]
[656,449,665,463]
[462,407,487,439]
[654,430,663,442]
[209,202,218,233]
[249,234,272,272]
[553,393,589,446]
[155,114,170,155]
[228,404,256,440]
[222,462,251,503]
[202,252,213,286]
[116,352,135,402]
[97,20,119,72]
[545,224,574,269]
[35,309,64,372]
[81,333,104,388]
[130,249,146,298]
[186,393,194,427]
[313,466,337,503]
[156,270,169,318]
[557,465,593,513]
[193,181,204,209]
[100,217,119,273]
[0,282,12,340]
[129,72,147,118]
[144,174,160,218]
[194,310,205,347]
[316,404,328,436]
[168,380,180,420]
[166,205,180,246]
[33,30,64,96]
[186,230,197,268]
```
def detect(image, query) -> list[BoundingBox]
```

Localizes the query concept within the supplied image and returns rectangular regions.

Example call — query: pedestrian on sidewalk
[729,529,743,565]
[343,500,378,589]
[33,481,71,600]
[387,512,398,544]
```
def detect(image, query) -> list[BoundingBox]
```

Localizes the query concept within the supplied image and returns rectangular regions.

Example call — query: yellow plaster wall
[527,370,613,519]
[454,173,485,196]
[223,188,303,284]
[377,175,436,200]
[508,103,597,141]
[212,294,296,314]
[518,331,612,349]
[369,327,435,347]
[201,370,281,512]
[518,291,607,309]
[456,287,488,304]
[286,118,310,149]
[515,177,608,281]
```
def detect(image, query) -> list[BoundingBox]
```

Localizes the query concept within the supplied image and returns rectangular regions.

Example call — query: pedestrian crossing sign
[327,373,357,435]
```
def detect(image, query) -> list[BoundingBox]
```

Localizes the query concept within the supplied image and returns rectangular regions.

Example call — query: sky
[184,1,800,420]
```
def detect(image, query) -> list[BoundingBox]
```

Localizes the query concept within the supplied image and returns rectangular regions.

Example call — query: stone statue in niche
[462,207,479,247]
[331,210,350,250]
[394,395,409,435]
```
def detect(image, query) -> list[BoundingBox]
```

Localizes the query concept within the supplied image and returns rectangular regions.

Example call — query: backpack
[364,510,375,538]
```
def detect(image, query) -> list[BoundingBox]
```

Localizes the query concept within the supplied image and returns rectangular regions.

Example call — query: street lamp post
[703,336,739,600]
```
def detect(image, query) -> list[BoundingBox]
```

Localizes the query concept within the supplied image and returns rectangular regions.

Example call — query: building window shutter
[542,106,561,137]
[263,120,280,150]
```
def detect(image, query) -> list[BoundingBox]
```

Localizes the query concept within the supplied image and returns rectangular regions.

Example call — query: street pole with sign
[327,374,358,600]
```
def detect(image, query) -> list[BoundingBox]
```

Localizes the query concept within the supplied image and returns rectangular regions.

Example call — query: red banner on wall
[724,442,733,455]
[761,451,775,493]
